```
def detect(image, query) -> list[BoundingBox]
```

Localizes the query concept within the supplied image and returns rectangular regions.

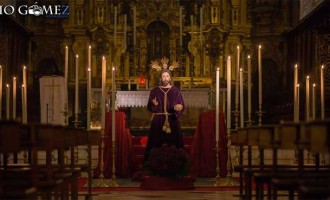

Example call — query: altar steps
[132,135,194,168]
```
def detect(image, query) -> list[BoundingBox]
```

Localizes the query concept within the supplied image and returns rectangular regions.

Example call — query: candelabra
[234,104,239,129]
[92,128,110,187]
[214,142,221,187]
[256,104,265,126]
[73,113,81,164]
[246,112,254,127]
[221,129,239,187]
[110,141,119,187]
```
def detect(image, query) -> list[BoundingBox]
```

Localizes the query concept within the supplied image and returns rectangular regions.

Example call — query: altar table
[190,111,228,177]
[93,111,138,178]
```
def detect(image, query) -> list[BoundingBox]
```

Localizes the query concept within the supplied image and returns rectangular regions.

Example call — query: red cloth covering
[190,111,228,177]
[93,111,138,178]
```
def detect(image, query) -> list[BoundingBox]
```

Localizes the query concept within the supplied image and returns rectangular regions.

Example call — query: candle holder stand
[233,105,239,130]
[246,113,254,127]
[110,141,119,187]
[61,103,69,126]
[220,129,239,187]
[213,143,221,187]
[92,129,110,187]
[256,104,265,126]
[73,113,81,164]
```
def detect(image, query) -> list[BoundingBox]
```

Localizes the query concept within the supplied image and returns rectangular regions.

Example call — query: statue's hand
[174,104,183,111]
[152,97,158,106]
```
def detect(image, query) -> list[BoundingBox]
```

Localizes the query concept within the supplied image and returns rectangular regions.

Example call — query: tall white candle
[12,77,16,120]
[305,76,310,122]
[297,84,300,121]
[124,14,127,51]
[312,83,316,120]
[293,64,298,122]
[114,6,117,44]
[6,84,9,120]
[75,55,79,116]
[258,45,262,106]
[111,66,116,142]
[87,45,92,130]
[0,65,2,120]
[227,56,232,129]
[240,68,244,128]
[235,46,240,106]
[21,85,24,122]
[133,5,136,46]
[247,55,251,115]
[64,46,68,110]
[179,6,183,47]
[216,67,219,142]
[320,65,324,119]
[22,66,27,123]
[101,57,106,132]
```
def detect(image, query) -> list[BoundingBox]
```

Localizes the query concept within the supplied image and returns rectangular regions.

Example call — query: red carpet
[78,178,239,192]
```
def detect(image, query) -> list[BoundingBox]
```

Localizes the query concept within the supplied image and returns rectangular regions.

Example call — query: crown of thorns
[149,57,180,71]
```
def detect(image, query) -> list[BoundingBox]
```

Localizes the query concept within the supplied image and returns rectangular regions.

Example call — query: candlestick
[214,67,220,186]
[235,46,240,106]
[294,64,298,122]
[312,83,316,120]
[216,67,219,142]
[227,56,231,129]
[75,55,79,118]
[297,84,300,121]
[6,84,9,120]
[0,65,2,120]
[22,66,27,124]
[239,68,244,128]
[247,55,251,117]
[179,6,183,47]
[305,76,310,122]
[114,6,117,44]
[13,77,16,120]
[111,66,116,142]
[320,65,324,119]
[101,57,106,131]
[258,45,262,106]
[87,45,92,130]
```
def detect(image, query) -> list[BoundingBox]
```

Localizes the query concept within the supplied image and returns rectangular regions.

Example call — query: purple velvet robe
[143,86,185,163]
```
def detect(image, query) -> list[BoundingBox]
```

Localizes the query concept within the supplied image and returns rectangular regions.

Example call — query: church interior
[1,0,330,199]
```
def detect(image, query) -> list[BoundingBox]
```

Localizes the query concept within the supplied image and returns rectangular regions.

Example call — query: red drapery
[93,111,138,178]
[190,111,228,177]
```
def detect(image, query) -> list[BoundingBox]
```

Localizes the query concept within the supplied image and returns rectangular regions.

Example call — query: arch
[37,58,60,77]
[146,20,170,65]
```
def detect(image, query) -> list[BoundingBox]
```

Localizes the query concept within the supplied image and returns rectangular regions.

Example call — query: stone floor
[77,177,291,200]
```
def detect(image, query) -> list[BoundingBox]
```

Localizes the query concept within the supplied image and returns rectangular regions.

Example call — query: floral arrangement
[144,144,191,178]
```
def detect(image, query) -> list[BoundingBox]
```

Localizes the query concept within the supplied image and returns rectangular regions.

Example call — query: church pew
[296,120,330,199]
[2,122,79,199]
[0,120,38,200]
[254,121,330,200]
